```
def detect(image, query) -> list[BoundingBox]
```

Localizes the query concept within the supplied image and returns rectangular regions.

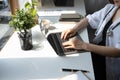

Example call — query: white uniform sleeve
[86,4,113,29]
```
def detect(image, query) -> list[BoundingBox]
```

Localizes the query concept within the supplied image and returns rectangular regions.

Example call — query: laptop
[47,32,86,56]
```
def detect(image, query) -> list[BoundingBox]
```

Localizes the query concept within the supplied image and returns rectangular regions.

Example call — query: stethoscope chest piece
[106,30,113,36]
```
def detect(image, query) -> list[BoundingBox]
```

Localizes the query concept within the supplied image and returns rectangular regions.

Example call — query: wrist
[81,42,89,51]
[72,27,77,32]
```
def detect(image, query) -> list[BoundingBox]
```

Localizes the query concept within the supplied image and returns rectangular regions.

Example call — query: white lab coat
[86,4,120,80]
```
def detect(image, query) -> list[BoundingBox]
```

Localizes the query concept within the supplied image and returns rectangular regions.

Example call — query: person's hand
[62,37,86,50]
[61,28,77,40]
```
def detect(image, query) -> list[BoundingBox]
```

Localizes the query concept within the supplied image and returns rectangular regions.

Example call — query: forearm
[72,18,89,32]
[84,43,120,57]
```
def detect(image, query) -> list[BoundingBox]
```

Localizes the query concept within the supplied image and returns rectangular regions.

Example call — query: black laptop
[47,32,86,56]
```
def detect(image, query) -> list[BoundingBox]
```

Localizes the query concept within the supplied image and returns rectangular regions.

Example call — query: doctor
[61,0,120,80]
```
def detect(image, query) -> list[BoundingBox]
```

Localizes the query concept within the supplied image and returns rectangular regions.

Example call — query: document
[58,71,89,80]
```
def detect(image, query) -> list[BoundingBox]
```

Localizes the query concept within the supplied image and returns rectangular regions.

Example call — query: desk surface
[0,0,95,79]
[0,24,95,80]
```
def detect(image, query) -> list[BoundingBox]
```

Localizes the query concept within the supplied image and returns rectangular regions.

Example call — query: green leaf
[25,2,31,9]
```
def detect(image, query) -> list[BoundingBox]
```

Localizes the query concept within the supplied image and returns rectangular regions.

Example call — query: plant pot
[18,30,33,50]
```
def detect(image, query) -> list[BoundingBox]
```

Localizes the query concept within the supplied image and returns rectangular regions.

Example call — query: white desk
[0,23,95,80]
[0,0,95,79]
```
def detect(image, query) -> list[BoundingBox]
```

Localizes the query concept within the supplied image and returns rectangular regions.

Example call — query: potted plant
[9,2,38,50]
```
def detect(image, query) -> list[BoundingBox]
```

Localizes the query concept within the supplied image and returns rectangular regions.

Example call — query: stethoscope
[96,5,120,36]
[106,6,120,36]
[106,22,120,36]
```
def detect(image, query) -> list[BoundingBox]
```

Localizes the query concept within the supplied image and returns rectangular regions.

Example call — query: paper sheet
[58,71,89,80]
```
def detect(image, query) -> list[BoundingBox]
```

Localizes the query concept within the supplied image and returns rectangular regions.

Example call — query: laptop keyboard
[54,32,77,52]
